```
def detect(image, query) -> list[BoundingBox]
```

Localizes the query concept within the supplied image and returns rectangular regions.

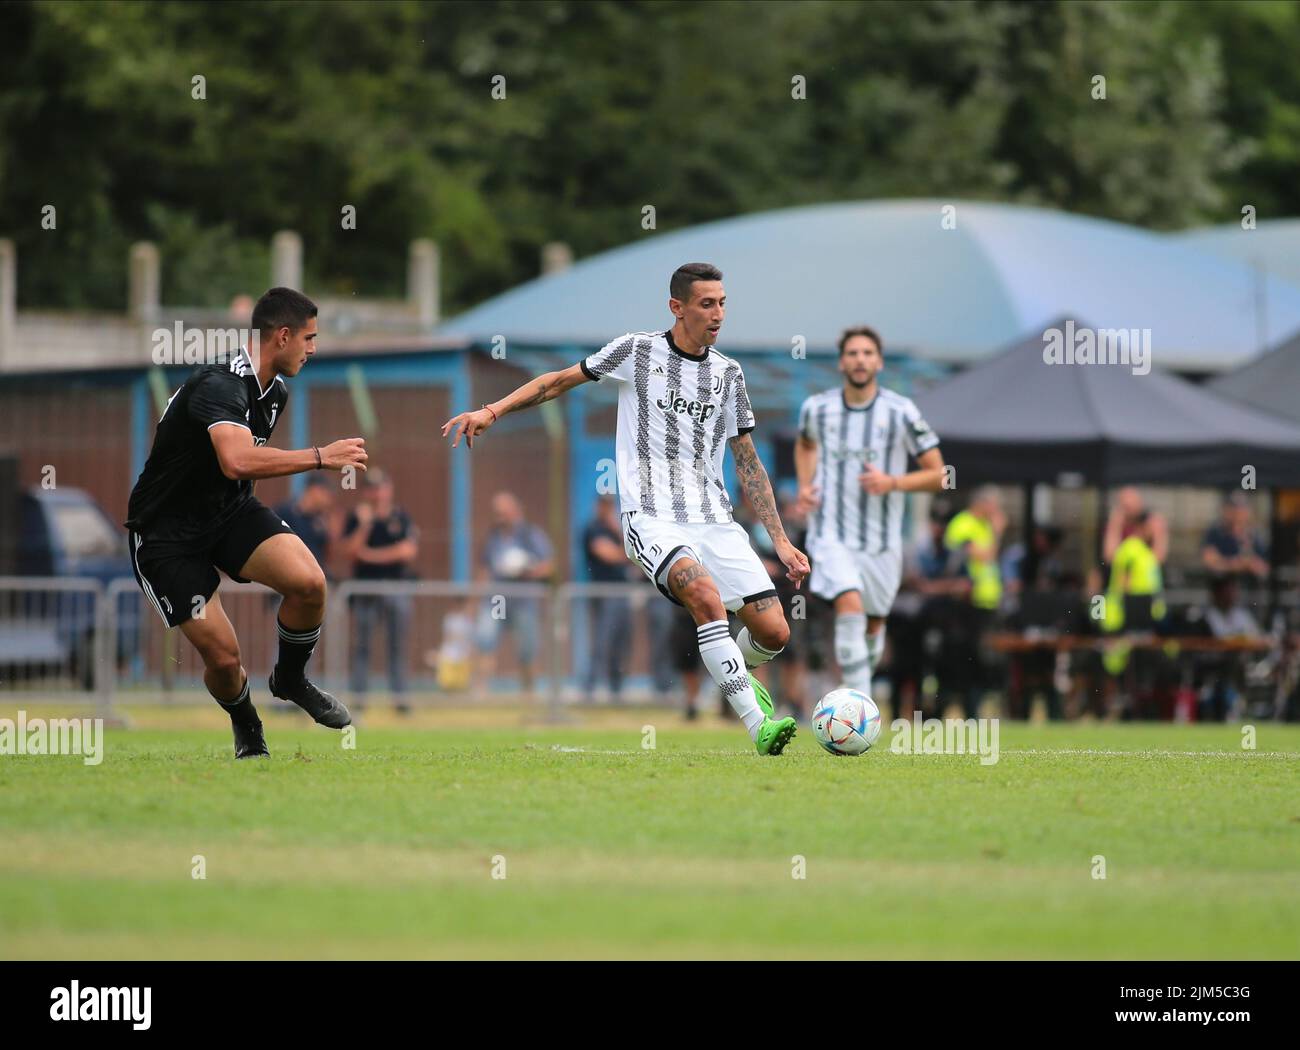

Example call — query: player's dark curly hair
[838,325,883,357]
[252,287,318,341]
[669,263,722,303]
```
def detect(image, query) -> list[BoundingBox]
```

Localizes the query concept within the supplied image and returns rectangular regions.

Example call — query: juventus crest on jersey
[799,387,940,553]
[582,330,755,524]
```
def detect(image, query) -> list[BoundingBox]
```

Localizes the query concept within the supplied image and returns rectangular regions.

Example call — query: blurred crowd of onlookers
[282,474,1299,722]
[880,485,1294,723]
[275,470,420,712]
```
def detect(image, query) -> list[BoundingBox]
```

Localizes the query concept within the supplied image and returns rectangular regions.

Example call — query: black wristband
[313,446,322,469]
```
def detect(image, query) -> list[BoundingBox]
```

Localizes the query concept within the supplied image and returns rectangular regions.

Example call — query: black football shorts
[128,499,296,628]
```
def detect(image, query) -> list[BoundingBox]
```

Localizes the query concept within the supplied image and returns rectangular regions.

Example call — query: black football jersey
[126,349,289,550]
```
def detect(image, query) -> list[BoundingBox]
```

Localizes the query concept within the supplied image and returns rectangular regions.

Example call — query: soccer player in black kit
[126,288,368,758]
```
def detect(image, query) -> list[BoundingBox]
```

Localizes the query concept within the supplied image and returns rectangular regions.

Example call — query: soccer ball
[811,688,882,756]
[493,545,533,578]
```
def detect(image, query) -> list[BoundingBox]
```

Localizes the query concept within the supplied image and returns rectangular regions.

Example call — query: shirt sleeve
[189,371,251,431]
[797,396,817,441]
[527,525,554,562]
[581,334,638,384]
[401,511,420,546]
[900,397,940,457]
[727,367,756,437]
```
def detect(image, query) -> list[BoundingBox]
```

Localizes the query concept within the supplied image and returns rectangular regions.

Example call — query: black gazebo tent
[913,319,1300,601]
[1205,328,1300,590]
[1206,329,1300,426]
[914,319,1300,489]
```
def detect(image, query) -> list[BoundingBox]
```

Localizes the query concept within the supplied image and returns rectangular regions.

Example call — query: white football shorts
[621,511,777,612]
[807,538,902,616]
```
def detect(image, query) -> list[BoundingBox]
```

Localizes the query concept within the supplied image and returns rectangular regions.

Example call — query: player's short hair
[670,263,723,303]
[252,287,318,341]
[838,325,883,356]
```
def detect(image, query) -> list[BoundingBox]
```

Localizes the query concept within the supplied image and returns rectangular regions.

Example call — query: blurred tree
[0,0,1286,313]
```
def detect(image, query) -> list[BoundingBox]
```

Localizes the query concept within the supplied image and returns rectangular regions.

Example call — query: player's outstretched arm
[210,423,367,481]
[728,433,810,588]
[794,434,820,513]
[442,363,591,448]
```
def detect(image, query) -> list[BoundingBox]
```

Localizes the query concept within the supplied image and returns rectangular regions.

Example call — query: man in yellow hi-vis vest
[1104,514,1166,632]
[943,487,1005,716]
[1101,510,1168,685]
[944,487,1005,611]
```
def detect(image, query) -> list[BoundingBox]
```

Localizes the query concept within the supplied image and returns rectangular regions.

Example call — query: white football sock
[735,626,783,669]
[866,627,886,676]
[696,620,764,738]
[834,612,872,693]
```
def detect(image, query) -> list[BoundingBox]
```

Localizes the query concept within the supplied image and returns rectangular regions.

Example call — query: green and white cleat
[749,673,774,718]
[755,715,797,756]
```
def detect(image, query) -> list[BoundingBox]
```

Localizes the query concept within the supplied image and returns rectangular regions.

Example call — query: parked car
[0,487,141,689]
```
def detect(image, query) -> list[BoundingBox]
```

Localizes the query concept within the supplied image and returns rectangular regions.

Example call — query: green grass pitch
[1,704,1297,959]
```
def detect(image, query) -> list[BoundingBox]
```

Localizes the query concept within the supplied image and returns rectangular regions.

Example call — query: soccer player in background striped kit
[795,326,946,699]
[442,263,810,755]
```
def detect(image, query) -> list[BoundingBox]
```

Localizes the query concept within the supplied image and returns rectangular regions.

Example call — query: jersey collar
[664,329,711,361]
[842,388,878,413]
[240,346,278,400]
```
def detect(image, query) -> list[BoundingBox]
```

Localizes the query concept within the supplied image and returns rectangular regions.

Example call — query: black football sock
[216,676,258,727]
[276,617,322,684]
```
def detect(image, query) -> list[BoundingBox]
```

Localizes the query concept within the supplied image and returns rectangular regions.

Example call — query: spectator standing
[477,491,553,694]
[1001,524,1064,595]
[943,486,1006,717]
[894,504,967,719]
[275,474,340,578]
[1201,492,1269,585]
[342,469,419,712]
[1103,486,1169,565]
[582,494,633,702]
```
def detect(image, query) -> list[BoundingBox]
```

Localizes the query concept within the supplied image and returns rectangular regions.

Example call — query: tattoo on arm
[513,378,553,411]
[729,435,786,543]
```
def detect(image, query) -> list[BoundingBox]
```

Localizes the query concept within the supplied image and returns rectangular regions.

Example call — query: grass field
[1,703,1298,960]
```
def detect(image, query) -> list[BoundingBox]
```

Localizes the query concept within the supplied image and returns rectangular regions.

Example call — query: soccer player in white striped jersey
[442,262,810,755]
[795,326,946,698]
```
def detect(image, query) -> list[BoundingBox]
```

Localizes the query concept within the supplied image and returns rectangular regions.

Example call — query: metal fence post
[548,584,567,723]
[98,580,130,727]
[326,581,351,696]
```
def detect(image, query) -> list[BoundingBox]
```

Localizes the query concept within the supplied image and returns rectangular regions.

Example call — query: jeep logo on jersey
[826,447,875,463]
[656,389,716,422]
